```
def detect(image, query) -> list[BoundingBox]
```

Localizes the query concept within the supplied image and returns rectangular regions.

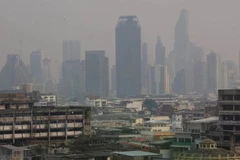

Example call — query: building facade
[30,50,43,84]
[62,40,81,62]
[207,52,218,94]
[115,15,141,98]
[141,42,148,94]
[155,36,165,66]
[0,92,91,145]
[85,50,109,97]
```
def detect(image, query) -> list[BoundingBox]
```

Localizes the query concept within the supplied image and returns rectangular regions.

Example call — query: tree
[143,99,158,110]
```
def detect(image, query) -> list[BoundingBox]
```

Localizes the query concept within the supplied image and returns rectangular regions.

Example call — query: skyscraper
[115,16,141,98]
[220,61,228,89]
[30,49,43,84]
[61,60,83,99]
[193,61,205,94]
[85,50,109,97]
[172,69,186,95]
[111,65,116,96]
[155,36,165,65]
[167,51,176,92]
[42,58,52,84]
[62,40,81,62]
[186,42,204,93]
[174,9,189,73]
[151,65,170,95]
[207,52,218,94]
[141,42,148,93]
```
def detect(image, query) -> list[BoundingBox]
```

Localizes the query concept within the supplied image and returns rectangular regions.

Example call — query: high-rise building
[146,65,153,95]
[219,61,228,89]
[0,54,32,90]
[174,9,189,73]
[155,36,165,65]
[141,42,148,93]
[42,58,51,84]
[30,49,43,84]
[115,16,141,98]
[85,50,109,97]
[186,42,204,93]
[111,65,116,96]
[193,61,205,94]
[63,40,81,62]
[167,51,176,93]
[172,69,186,95]
[60,60,85,101]
[149,65,169,95]
[207,52,218,94]
[226,60,237,89]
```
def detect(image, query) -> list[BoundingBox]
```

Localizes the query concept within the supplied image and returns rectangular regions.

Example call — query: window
[222,95,233,100]
[222,105,233,111]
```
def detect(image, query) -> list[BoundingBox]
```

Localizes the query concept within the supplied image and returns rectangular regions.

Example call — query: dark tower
[141,42,148,93]
[155,36,166,65]
[115,16,141,98]
[174,9,189,73]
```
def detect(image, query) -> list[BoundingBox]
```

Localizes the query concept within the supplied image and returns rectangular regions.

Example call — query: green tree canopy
[143,99,158,109]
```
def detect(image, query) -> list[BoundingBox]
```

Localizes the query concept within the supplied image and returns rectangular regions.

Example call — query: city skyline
[1,0,240,78]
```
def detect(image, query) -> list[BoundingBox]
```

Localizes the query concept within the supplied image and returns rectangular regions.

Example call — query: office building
[155,36,165,66]
[30,49,43,84]
[174,9,189,73]
[85,50,109,97]
[218,89,240,150]
[60,60,85,101]
[186,42,204,93]
[111,65,116,96]
[219,61,228,89]
[0,54,32,90]
[42,57,52,85]
[151,65,169,95]
[167,51,176,92]
[141,42,148,93]
[172,69,186,95]
[115,15,141,98]
[193,61,205,94]
[62,40,81,62]
[207,52,218,94]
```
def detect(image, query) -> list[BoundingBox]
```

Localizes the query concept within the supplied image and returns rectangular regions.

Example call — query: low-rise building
[85,96,107,107]
[113,151,162,160]
[126,101,143,112]
[0,91,91,145]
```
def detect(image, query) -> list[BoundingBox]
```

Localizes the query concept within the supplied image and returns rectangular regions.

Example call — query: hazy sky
[0,0,240,78]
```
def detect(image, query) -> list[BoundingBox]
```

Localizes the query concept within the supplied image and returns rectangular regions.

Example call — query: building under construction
[0,91,91,145]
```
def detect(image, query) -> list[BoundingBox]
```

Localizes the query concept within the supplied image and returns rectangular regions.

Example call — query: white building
[85,96,107,107]
[41,94,56,103]
[172,113,183,131]
[126,101,143,112]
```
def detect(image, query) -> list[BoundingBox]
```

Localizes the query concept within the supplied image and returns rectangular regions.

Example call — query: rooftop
[187,116,218,124]
[1,145,29,151]
[113,151,160,157]
[144,120,170,124]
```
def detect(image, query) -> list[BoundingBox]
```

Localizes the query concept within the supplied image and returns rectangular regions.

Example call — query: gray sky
[0,0,240,79]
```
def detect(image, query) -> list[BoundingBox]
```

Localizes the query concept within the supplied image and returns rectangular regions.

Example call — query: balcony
[170,142,192,148]
[219,121,240,125]
[219,111,240,115]
[219,100,240,104]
